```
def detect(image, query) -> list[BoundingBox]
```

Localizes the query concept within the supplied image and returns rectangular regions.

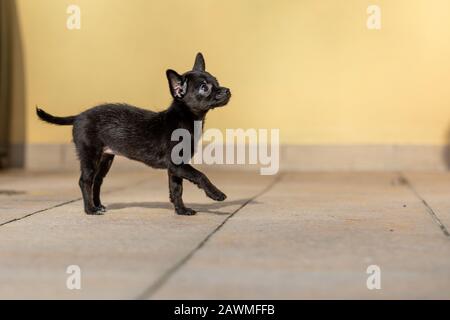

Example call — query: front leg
[169,164,227,201]
[168,171,196,215]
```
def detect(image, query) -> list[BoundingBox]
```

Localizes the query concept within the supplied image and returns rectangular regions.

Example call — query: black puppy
[36,53,231,216]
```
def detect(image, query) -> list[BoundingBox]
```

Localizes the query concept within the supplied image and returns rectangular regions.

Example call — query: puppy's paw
[176,207,197,216]
[97,205,107,213]
[206,188,227,202]
[85,206,105,215]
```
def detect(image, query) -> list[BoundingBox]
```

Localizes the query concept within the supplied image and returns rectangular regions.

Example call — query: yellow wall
[14,0,450,145]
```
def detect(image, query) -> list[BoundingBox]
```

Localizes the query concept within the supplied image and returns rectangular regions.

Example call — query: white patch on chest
[103,146,121,156]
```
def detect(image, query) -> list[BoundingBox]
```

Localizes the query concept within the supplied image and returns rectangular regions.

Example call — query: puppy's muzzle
[216,88,231,100]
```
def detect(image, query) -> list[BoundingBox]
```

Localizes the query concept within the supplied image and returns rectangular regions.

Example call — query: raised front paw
[206,187,227,202]
[176,207,197,216]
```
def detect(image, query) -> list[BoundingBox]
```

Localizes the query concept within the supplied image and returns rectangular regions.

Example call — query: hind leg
[78,146,103,215]
[93,154,114,212]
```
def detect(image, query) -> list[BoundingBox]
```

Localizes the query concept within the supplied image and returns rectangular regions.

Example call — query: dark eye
[199,83,210,95]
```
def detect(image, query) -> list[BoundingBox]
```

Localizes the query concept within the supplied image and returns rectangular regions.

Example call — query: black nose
[217,88,231,99]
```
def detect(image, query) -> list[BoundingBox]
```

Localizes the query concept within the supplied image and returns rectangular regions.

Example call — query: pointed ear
[166,69,187,98]
[193,52,205,71]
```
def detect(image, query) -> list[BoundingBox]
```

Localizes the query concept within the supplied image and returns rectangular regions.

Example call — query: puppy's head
[166,53,231,115]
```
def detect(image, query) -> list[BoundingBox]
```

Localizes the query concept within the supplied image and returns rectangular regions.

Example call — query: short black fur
[36,53,231,215]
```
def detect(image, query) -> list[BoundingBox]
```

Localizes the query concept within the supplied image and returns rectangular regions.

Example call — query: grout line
[0,198,82,227]
[136,173,284,300]
[398,172,450,238]
[0,178,150,228]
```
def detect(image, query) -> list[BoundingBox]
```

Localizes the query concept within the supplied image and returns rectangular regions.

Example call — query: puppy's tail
[36,106,77,126]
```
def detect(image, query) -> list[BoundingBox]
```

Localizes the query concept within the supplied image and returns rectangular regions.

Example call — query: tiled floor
[0,169,449,299]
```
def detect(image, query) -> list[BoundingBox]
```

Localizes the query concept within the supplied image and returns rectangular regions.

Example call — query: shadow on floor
[107,198,258,215]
